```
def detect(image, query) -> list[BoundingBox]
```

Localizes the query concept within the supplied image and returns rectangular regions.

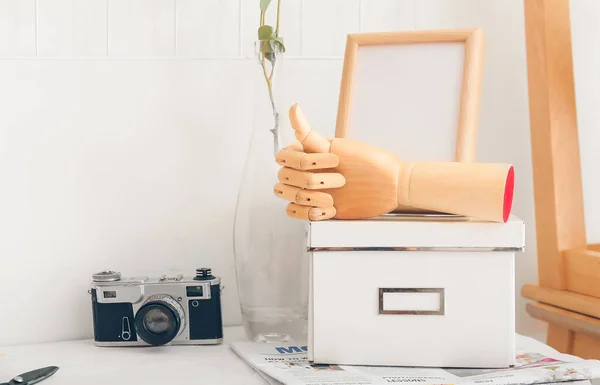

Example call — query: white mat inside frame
[336,30,485,163]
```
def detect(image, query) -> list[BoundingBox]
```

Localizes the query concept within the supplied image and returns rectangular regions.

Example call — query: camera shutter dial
[134,294,186,346]
[92,271,122,282]
[194,267,214,280]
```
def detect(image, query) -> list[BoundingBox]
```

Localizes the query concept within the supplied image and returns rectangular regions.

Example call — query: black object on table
[1,366,58,385]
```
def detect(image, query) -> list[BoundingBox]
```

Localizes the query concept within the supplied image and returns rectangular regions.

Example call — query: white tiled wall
[176,0,240,57]
[36,0,108,56]
[1,0,368,58]
[109,0,176,56]
[360,0,415,32]
[2,0,599,346]
[0,0,36,56]
[301,0,360,57]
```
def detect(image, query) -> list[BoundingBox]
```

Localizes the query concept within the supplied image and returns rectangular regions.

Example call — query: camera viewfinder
[186,286,204,297]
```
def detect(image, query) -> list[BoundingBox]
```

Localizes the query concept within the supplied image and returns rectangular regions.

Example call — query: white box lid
[308,214,525,251]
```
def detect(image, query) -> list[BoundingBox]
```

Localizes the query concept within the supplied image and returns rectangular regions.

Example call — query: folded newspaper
[231,335,600,385]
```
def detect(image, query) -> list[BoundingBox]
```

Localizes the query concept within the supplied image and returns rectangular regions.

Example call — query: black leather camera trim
[91,289,138,342]
[134,302,180,346]
[188,283,223,340]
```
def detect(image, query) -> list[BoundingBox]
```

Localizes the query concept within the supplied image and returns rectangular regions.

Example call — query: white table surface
[0,326,267,385]
[1,328,594,385]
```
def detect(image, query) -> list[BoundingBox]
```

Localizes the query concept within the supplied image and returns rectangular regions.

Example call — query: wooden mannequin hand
[273,104,403,221]
[273,140,343,221]
[273,104,515,223]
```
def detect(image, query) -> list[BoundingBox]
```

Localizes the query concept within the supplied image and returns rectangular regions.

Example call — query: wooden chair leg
[547,324,573,353]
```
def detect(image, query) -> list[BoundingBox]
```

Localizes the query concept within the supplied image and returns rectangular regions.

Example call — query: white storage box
[307,214,525,368]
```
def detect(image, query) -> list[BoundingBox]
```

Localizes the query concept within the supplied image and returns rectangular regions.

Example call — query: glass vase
[233,41,309,343]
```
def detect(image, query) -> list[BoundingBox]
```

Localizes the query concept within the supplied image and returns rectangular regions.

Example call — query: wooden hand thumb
[289,104,331,153]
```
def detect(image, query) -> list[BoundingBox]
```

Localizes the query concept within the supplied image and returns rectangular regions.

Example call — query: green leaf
[259,0,272,12]
[272,36,285,53]
[265,51,275,63]
[258,25,274,40]
[259,40,273,53]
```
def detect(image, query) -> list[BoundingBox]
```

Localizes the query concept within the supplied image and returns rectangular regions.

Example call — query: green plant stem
[268,58,275,83]
[260,60,276,120]
[260,59,277,121]
[275,0,282,36]
[257,0,281,154]
[259,56,279,154]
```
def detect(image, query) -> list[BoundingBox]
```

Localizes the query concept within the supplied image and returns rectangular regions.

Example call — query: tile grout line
[106,0,110,56]
[238,0,243,57]
[299,0,303,56]
[173,0,177,56]
[412,0,417,30]
[34,0,39,56]
[0,56,343,60]
[358,0,362,32]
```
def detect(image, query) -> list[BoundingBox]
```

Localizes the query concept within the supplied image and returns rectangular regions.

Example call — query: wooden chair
[522,0,600,358]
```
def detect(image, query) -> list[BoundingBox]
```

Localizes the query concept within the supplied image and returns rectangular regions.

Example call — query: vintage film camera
[90,268,223,346]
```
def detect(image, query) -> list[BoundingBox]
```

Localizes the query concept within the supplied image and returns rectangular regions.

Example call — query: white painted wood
[0,0,36,56]
[250,57,343,150]
[359,0,415,32]
[175,0,239,57]
[571,0,600,243]
[347,42,464,161]
[0,56,346,346]
[278,0,303,57]
[240,0,263,58]
[415,0,499,30]
[0,59,253,345]
[240,0,302,58]
[311,249,516,367]
[36,0,108,56]
[302,0,360,57]
[308,239,315,362]
[308,215,525,249]
[276,58,343,139]
[0,327,266,384]
[108,0,175,56]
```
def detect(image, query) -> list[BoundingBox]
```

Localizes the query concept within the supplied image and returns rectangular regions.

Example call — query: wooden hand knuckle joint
[306,173,323,188]
[294,189,303,204]
[300,154,319,169]
[298,153,309,169]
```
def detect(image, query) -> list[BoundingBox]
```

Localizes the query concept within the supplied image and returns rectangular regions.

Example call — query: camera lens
[144,309,170,334]
[134,295,186,346]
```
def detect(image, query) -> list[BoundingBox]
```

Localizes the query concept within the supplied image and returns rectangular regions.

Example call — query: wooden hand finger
[289,104,331,153]
[283,141,303,152]
[286,203,337,221]
[276,149,339,171]
[278,168,345,189]
[273,183,334,207]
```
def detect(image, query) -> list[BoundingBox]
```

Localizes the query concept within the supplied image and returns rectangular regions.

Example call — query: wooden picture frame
[335,29,485,162]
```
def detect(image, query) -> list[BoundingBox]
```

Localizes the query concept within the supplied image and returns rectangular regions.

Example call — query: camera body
[90,268,223,346]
